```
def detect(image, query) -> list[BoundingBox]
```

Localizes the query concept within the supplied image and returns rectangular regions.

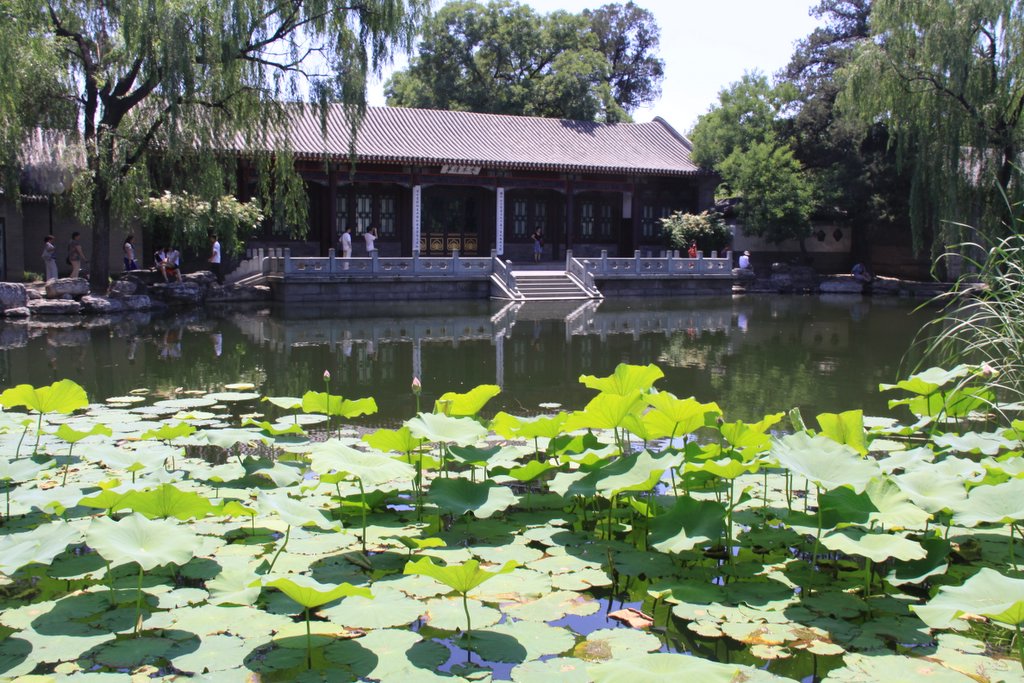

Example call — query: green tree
[385,0,664,122]
[0,0,428,289]
[841,0,1024,249]
[781,0,910,260]
[691,73,816,244]
[661,211,730,254]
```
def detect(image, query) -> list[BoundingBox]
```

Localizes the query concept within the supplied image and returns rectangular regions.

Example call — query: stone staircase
[511,269,596,301]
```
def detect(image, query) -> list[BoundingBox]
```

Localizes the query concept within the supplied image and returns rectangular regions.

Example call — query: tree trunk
[89,178,112,292]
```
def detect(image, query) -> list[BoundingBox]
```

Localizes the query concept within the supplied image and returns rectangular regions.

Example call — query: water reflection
[0,295,932,424]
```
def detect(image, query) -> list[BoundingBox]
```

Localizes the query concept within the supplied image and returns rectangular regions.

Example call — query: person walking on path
[67,232,86,279]
[123,235,138,272]
[364,227,377,254]
[209,235,222,284]
[531,230,543,263]
[42,235,58,281]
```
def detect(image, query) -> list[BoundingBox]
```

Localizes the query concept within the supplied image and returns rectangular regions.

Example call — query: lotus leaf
[892,468,967,513]
[490,410,569,440]
[264,574,371,609]
[0,457,49,483]
[53,423,112,444]
[770,432,879,492]
[824,652,976,682]
[934,430,1016,456]
[643,392,721,438]
[362,425,421,453]
[820,529,926,563]
[579,363,664,395]
[819,477,931,530]
[879,365,977,396]
[406,412,487,446]
[503,590,600,622]
[140,422,196,441]
[85,513,200,570]
[422,595,502,630]
[323,629,450,682]
[886,537,951,587]
[512,658,589,683]
[467,621,574,662]
[0,521,82,575]
[434,384,500,416]
[913,567,1024,629]
[321,585,424,628]
[426,478,517,518]
[207,560,262,606]
[0,379,88,414]
[576,628,662,662]
[404,556,517,595]
[720,413,784,454]
[307,442,414,487]
[952,477,1024,526]
[122,483,220,520]
[563,391,645,432]
[817,409,867,455]
[301,390,377,417]
[264,396,303,410]
[648,496,727,554]
[257,491,340,530]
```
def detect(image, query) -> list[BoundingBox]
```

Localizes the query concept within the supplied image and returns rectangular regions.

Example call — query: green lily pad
[406,412,488,446]
[575,628,661,661]
[321,586,424,629]
[426,478,517,518]
[85,513,199,570]
[467,621,574,662]
[824,653,975,682]
[649,496,727,554]
[771,432,880,492]
[820,529,927,563]
[512,657,590,683]
[913,567,1024,629]
[504,590,601,622]
[0,521,83,576]
[422,596,501,631]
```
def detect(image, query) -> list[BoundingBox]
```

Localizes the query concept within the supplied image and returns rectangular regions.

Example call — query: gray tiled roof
[279,106,705,176]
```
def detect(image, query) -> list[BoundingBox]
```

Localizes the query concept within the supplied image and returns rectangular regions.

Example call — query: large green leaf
[426,478,517,518]
[490,411,568,440]
[819,477,931,530]
[54,422,113,444]
[549,451,679,498]
[820,529,927,563]
[648,497,727,554]
[264,574,372,609]
[879,365,976,396]
[257,491,340,530]
[588,653,744,683]
[406,413,488,446]
[122,483,221,521]
[770,432,879,492]
[0,379,88,414]
[952,477,1024,526]
[563,391,645,432]
[817,409,867,455]
[434,384,500,417]
[579,363,664,395]
[0,521,83,575]
[301,391,378,418]
[85,513,200,570]
[403,557,518,595]
[642,392,721,439]
[913,568,1024,628]
[308,442,415,487]
[363,425,421,453]
[892,468,967,513]
[140,422,196,441]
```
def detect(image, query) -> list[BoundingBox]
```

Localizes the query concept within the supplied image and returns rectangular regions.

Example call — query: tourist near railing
[233,247,733,282]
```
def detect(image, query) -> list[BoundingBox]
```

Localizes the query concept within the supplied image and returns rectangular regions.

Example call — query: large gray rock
[80,295,127,314]
[0,282,27,310]
[120,295,154,311]
[26,287,44,301]
[819,278,865,294]
[45,278,89,299]
[3,307,30,319]
[149,282,204,305]
[185,270,218,287]
[206,284,271,303]
[732,267,756,279]
[27,299,82,315]
[108,279,138,297]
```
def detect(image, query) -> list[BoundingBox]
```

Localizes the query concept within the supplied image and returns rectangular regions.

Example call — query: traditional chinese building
[250,106,718,262]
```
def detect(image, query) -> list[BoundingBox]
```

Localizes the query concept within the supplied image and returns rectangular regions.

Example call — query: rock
[27,299,82,315]
[868,277,902,296]
[45,278,90,299]
[0,325,28,349]
[770,272,794,292]
[732,267,756,279]
[26,288,44,301]
[771,262,791,274]
[185,270,218,287]
[819,278,865,294]
[3,307,30,319]
[108,279,138,297]
[0,282,27,310]
[206,284,271,303]
[789,266,819,291]
[80,295,127,314]
[149,282,204,305]
[120,295,154,311]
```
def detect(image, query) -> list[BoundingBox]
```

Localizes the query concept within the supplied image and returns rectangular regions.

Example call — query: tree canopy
[384,0,664,122]
[841,0,1024,248]
[0,0,429,288]
[690,73,816,244]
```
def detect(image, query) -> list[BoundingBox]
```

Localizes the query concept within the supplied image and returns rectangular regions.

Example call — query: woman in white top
[364,227,377,254]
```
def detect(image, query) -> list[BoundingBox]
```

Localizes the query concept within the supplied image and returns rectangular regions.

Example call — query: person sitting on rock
[155,246,182,283]
[851,262,873,283]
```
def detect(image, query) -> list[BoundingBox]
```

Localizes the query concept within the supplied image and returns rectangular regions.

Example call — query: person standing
[42,235,58,281]
[67,232,86,279]
[123,235,138,271]
[340,226,353,258]
[209,235,222,284]
[364,227,377,254]
[531,230,543,263]
[687,240,698,258]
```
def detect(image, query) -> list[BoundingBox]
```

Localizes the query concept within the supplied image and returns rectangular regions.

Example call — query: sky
[367,0,823,134]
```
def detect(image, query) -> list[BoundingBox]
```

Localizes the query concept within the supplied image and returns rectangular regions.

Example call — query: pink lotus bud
[981,362,996,377]
[323,370,331,381]
[412,376,422,395]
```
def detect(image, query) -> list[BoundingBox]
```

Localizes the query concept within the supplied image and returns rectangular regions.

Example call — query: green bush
[661,210,731,254]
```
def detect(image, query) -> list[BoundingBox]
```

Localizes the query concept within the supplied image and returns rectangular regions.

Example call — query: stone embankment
[733,263,949,298]
[0,270,270,319]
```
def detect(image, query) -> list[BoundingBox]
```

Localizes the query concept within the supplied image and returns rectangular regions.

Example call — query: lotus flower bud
[323,370,331,381]
[412,376,422,395]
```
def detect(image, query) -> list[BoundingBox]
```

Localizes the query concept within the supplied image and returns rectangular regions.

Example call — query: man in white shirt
[340,227,353,258]
[738,250,751,269]
[364,227,377,254]
[209,235,222,283]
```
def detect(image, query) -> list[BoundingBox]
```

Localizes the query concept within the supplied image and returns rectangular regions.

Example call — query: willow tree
[841,0,1024,251]
[0,0,428,289]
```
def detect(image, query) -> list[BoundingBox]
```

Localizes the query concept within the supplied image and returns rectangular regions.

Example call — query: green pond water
[0,294,933,424]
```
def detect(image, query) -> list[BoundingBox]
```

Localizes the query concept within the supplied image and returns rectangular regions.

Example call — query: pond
[0,293,933,424]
